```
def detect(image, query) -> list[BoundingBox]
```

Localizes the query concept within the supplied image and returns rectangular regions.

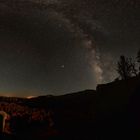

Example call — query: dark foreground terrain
[0,76,140,140]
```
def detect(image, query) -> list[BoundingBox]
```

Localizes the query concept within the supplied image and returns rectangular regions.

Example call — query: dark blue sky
[0,0,139,97]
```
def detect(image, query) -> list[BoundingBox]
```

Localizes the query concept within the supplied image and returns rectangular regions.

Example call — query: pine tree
[136,49,140,74]
[117,55,137,80]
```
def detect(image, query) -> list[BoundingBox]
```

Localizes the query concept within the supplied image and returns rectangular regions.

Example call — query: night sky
[0,0,139,97]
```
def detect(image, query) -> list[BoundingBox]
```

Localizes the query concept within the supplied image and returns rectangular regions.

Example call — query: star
[61,65,65,68]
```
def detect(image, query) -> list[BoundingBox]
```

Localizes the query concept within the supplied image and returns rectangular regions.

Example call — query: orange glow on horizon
[26,96,36,99]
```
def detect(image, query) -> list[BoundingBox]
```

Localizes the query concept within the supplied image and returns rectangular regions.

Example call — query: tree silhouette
[136,49,140,74]
[137,49,140,62]
[117,55,137,80]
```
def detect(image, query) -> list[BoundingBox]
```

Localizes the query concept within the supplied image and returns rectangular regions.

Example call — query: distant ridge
[0,77,140,139]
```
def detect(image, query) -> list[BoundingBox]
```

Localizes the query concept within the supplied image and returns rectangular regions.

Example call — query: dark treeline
[117,49,140,80]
